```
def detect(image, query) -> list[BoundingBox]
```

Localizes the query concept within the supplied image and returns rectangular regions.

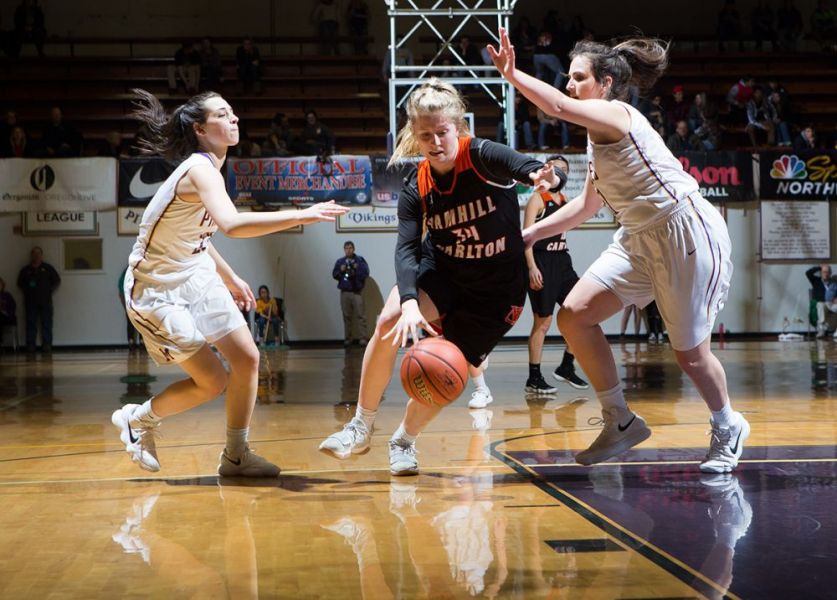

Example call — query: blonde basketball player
[112,89,348,476]
[489,30,749,473]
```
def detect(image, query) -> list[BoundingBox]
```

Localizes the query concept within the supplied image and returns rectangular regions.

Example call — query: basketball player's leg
[320,285,440,459]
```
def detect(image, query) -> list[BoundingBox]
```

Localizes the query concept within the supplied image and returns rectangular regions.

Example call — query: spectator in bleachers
[232,124,261,158]
[667,120,698,153]
[745,87,777,147]
[793,124,818,151]
[777,0,804,50]
[751,0,777,50]
[533,30,564,90]
[346,0,370,55]
[726,74,755,119]
[693,104,723,150]
[457,35,483,66]
[312,0,341,56]
[1,125,34,157]
[263,112,295,156]
[717,0,744,52]
[381,36,414,82]
[42,106,82,157]
[810,0,837,50]
[200,38,222,90]
[536,107,569,150]
[495,93,535,150]
[167,41,201,95]
[510,16,537,63]
[0,110,18,142]
[666,84,689,134]
[11,0,45,58]
[640,94,667,138]
[255,285,284,347]
[807,264,837,338]
[299,110,336,157]
[687,92,707,133]
[236,37,262,94]
[769,91,792,146]
[262,131,292,157]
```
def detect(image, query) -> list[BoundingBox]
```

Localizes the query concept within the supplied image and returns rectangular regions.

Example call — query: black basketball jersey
[396,137,544,303]
[532,191,569,253]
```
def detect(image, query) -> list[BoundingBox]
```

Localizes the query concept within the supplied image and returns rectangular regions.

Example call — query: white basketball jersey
[588,101,699,233]
[127,153,218,287]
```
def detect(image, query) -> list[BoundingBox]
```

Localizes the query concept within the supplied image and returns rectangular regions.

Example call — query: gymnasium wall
[1,202,833,346]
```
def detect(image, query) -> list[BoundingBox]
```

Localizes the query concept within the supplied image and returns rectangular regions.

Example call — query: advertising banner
[0,158,116,212]
[227,155,373,209]
[675,151,755,201]
[118,158,175,207]
[761,200,831,260]
[759,151,837,200]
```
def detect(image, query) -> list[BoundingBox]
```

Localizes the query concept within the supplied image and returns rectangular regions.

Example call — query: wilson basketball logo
[411,374,434,404]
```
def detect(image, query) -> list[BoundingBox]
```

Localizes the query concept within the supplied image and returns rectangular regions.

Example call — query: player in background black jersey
[523,155,589,394]
[319,78,562,475]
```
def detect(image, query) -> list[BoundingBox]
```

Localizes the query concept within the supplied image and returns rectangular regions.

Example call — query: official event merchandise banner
[674,151,755,201]
[227,155,373,209]
[0,158,117,212]
[759,150,837,200]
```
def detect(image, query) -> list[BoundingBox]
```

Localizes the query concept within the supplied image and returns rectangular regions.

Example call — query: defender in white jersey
[490,30,749,473]
[112,89,348,476]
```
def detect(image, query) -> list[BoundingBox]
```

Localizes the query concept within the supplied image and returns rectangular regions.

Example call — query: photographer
[332,241,370,346]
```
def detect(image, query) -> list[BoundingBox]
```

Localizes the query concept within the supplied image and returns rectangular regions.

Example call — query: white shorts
[584,197,732,351]
[125,267,247,365]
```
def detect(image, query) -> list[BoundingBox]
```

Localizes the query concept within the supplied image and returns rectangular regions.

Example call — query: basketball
[400,337,468,407]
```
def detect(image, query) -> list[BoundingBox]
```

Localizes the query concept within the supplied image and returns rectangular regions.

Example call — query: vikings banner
[759,150,837,200]
[675,151,755,201]
[226,155,373,209]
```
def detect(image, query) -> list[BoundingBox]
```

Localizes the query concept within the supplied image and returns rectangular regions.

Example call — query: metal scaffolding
[384,0,519,155]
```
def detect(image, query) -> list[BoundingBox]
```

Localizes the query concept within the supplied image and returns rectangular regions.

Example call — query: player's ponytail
[389,78,470,167]
[129,88,221,161]
[570,37,668,101]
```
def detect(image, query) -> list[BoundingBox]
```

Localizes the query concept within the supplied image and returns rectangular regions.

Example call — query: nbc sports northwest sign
[759,151,837,200]
[0,158,117,212]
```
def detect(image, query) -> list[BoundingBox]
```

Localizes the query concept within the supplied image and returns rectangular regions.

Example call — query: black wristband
[547,165,568,193]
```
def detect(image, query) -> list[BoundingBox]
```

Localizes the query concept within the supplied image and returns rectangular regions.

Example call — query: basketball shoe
[700,474,752,548]
[218,445,281,477]
[389,438,418,476]
[525,374,557,395]
[553,365,590,389]
[112,404,161,472]
[319,416,372,459]
[699,412,750,473]
[468,388,493,409]
[575,407,651,465]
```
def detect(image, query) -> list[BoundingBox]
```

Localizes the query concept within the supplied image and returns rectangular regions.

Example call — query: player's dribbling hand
[299,200,350,224]
[227,276,256,312]
[382,299,439,348]
[487,27,516,80]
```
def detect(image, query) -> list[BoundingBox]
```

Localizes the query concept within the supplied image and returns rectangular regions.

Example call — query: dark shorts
[526,251,579,317]
[417,249,527,367]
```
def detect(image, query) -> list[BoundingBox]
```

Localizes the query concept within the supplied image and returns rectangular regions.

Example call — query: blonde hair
[388,78,470,167]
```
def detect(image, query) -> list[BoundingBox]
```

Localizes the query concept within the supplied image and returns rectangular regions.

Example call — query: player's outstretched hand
[227,275,256,312]
[382,299,439,348]
[487,27,516,80]
[298,200,350,224]
[529,163,559,193]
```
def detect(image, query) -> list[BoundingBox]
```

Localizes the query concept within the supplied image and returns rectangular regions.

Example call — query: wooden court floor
[1,340,836,599]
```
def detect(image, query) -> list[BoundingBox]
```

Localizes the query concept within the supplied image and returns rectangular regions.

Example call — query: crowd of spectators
[0,107,84,158]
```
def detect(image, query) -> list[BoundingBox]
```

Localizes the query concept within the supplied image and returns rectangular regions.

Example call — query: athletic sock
[131,399,162,426]
[597,384,629,413]
[225,426,249,459]
[472,373,489,393]
[528,363,541,378]
[391,423,417,445]
[711,403,736,428]
[560,351,575,371]
[356,405,377,430]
